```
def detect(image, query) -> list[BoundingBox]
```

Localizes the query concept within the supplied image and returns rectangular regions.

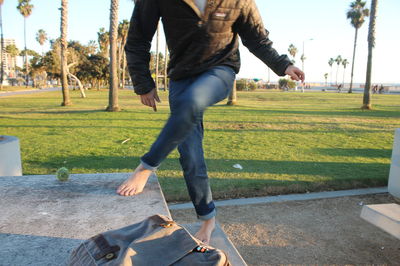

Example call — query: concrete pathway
[0,87,60,97]
[169,187,388,210]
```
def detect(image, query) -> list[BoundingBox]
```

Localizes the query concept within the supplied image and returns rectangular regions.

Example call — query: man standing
[117,0,304,245]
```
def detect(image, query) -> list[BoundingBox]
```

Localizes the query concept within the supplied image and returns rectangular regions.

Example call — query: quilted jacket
[125,0,292,95]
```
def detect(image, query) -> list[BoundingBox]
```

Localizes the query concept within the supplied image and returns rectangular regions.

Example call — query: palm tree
[362,0,378,110]
[97,28,109,57]
[0,0,4,89]
[324,73,328,87]
[328,58,334,85]
[288,44,297,63]
[17,0,33,87]
[341,59,349,87]
[36,29,48,55]
[60,0,71,106]
[118,20,129,89]
[106,0,121,112]
[347,0,369,93]
[335,55,342,85]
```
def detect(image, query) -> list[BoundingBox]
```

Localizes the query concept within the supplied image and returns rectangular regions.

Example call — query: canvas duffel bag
[68,214,230,266]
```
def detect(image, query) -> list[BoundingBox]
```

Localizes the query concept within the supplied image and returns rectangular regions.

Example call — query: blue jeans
[141,66,235,220]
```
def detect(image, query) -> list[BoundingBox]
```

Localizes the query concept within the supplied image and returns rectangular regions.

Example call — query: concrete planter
[388,129,400,199]
[0,136,22,176]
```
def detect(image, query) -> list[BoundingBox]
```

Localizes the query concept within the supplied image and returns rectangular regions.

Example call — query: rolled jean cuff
[197,208,216,221]
[140,159,158,171]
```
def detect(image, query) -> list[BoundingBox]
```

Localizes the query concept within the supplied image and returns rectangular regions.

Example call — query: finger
[148,98,157,112]
[154,93,161,103]
[290,73,300,81]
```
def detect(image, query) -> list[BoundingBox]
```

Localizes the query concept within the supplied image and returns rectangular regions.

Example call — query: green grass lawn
[1,89,399,202]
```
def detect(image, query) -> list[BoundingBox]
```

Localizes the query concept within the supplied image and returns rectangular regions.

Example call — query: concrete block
[389,128,400,199]
[183,223,247,266]
[0,173,171,265]
[0,135,22,176]
[360,203,400,240]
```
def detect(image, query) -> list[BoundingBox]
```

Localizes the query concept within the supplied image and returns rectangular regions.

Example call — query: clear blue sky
[4,0,400,84]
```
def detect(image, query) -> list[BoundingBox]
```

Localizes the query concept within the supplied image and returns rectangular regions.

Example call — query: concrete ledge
[183,223,247,266]
[360,203,400,240]
[0,173,171,265]
[0,135,22,176]
[388,128,400,199]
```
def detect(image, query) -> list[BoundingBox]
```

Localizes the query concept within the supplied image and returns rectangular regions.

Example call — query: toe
[127,188,136,196]
[117,184,126,193]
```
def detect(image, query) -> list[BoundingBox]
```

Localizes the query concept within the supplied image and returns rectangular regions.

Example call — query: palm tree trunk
[362,0,378,110]
[0,4,4,90]
[106,0,120,112]
[164,43,168,91]
[342,67,346,86]
[155,23,160,90]
[24,18,29,87]
[60,0,71,106]
[227,80,237,105]
[121,53,126,89]
[349,28,358,93]
[336,65,339,85]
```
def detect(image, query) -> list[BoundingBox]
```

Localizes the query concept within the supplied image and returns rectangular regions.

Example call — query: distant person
[379,84,385,94]
[119,0,304,245]
[338,84,343,93]
[372,84,378,94]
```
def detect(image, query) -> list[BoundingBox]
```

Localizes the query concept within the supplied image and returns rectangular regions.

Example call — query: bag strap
[91,234,121,261]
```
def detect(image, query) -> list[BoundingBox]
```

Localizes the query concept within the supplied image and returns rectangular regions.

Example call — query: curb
[168,187,388,210]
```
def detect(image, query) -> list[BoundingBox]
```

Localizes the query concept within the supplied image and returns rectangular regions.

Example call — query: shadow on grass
[0,124,394,134]
[26,155,390,179]
[209,108,400,118]
[314,148,392,158]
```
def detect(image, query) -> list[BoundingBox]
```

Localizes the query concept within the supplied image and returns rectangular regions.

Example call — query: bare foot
[194,217,216,245]
[116,164,153,196]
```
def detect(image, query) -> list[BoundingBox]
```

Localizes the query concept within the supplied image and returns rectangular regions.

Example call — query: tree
[60,0,71,106]
[288,44,297,63]
[341,59,349,86]
[347,0,369,93]
[324,73,328,87]
[227,80,237,105]
[328,58,334,85]
[335,55,342,85]
[36,29,48,55]
[87,40,98,55]
[97,28,109,58]
[106,0,121,112]
[236,79,257,91]
[17,0,34,87]
[362,0,378,110]
[5,44,20,79]
[0,0,4,89]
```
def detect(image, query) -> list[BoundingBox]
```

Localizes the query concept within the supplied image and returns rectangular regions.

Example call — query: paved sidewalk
[0,87,60,97]
[170,193,400,265]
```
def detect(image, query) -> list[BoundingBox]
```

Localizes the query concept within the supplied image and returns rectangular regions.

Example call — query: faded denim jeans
[141,65,235,220]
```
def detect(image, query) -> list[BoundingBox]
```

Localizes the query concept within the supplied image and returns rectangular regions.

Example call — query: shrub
[236,79,257,91]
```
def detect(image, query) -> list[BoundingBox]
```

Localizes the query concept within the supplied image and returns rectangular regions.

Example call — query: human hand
[285,65,305,83]
[140,88,161,112]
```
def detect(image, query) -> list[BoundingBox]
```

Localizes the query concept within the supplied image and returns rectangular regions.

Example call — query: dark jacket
[125,0,292,95]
